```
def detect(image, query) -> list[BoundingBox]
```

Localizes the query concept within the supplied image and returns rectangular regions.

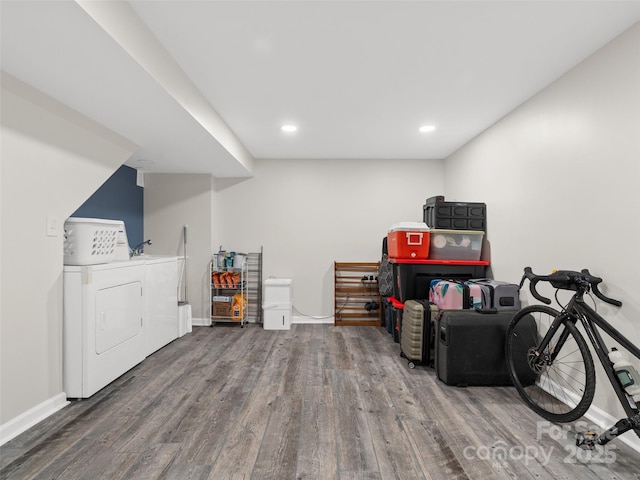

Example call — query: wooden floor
[2,324,639,480]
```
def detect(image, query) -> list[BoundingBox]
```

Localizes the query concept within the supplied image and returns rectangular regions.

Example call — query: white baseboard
[0,393,69,446]
[190,317,211,327]
[539,375,640,453]
[292,315,334,325]
[194,316,334,326]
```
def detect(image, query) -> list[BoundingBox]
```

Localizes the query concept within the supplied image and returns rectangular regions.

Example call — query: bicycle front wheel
[506,305,595,423]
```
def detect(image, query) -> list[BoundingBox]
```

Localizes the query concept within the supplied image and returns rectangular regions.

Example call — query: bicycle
[505,266,640,449]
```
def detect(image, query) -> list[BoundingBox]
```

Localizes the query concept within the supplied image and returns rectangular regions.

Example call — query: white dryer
[63,260,146,398]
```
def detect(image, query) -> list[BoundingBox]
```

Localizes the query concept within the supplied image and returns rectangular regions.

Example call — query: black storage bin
[392,261,488,303]
[423,195,486,231]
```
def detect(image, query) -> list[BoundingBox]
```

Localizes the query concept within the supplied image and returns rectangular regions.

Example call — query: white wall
[213,158,444,318]
[444,23,640,445]
[0,73,137,433]
[143,174,214,322]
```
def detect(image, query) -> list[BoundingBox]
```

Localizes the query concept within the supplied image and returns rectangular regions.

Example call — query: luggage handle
[405,232,423,245]
[439,325,448,345]
[475,307,498,314]
[469,278,520,288]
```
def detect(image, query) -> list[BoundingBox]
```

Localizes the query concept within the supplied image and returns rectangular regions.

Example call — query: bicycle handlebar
[520,267,623,307]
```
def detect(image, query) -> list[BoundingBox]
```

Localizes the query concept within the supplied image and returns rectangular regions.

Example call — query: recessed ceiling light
[281,124,298,133]
[419,125,436,133]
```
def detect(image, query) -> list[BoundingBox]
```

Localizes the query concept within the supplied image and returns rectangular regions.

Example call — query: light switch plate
[46,216,58,237]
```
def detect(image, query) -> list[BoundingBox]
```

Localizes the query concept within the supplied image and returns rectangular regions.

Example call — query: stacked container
[387,222,431,260]
[423,196,486,261]
[262,278,292,330]
[423,195,486,231]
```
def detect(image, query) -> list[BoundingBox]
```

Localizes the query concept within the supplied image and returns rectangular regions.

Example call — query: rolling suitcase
[400,300,438,368]
[429,279,484,310]
[435,310,537,386]
[463,281,492,309]
[466,278,521,311]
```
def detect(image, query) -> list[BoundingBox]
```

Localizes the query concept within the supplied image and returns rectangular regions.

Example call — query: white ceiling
[2,1,639,177]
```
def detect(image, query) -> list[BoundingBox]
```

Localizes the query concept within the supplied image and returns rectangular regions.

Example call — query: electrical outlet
[46,216,58,237]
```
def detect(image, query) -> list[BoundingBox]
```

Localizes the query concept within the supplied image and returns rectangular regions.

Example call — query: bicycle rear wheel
[506,305,595,423]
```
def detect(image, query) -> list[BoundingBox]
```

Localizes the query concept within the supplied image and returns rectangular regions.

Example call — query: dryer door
[95,281,143,355]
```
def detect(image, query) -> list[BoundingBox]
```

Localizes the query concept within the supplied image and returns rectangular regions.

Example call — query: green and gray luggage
[400,299,438,369]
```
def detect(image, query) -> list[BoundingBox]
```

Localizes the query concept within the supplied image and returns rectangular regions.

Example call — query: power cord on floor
[292,304,335,320]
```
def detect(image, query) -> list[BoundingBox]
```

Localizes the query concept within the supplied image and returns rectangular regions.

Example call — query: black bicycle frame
[536,310,576,362]
[573,298,640,418]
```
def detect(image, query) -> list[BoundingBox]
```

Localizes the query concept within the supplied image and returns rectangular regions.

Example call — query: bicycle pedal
[575,431,597,450]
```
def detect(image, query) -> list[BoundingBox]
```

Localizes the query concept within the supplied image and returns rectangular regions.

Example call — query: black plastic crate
[392,261,488,303]
[423,196,486,231]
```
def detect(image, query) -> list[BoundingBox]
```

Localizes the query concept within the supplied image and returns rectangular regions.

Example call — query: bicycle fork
[532,312,575,366]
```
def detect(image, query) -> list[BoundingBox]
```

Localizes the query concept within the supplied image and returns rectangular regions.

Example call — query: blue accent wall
[72,165,143,249]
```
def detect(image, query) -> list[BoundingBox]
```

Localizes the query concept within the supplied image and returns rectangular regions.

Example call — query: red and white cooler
[387,222,431,259]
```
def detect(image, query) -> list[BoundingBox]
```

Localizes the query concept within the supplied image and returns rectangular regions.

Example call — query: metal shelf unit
[210,261,248,327]
[210,248,263,327]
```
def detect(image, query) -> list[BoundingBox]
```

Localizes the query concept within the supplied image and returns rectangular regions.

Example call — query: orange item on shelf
[232,293,246,319]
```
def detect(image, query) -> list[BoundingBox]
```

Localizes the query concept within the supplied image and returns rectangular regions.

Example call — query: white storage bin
[263,278,293,330]
[263,278,293,304]
[263,303,292,330]
[63,218,121,265]
[429,229,484,261]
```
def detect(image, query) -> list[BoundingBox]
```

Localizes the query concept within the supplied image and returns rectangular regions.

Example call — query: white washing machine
[263,278,292,330]
[143,256,179,356]
[63,260,146,398]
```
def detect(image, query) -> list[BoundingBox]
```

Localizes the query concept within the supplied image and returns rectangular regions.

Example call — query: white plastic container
[263,304,292,330]
[263,278,293,330]
[428,229,484,261]
[263,278,293,304]
[609,348,640,396]
[213,251,227,270]
[63,218,121,265]
[233,253,246,269]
